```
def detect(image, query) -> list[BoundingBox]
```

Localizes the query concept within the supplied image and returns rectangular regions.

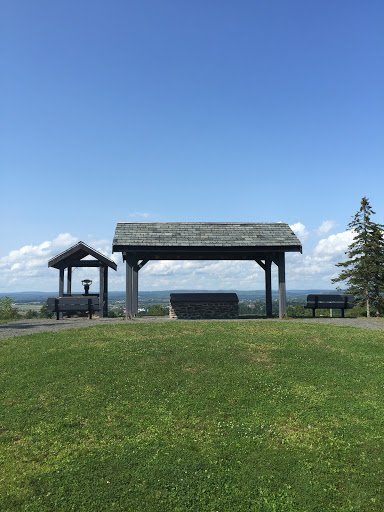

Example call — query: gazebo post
[255,258,273,317]
[99,265,105,318]
[265,258,273,317]
[133,263,139,316]
[67,267,72,296]
[59,267,65,319]
[277,252,287,318]
[59,267,65,297]
[104,266,108,317]
[125,258,134,320]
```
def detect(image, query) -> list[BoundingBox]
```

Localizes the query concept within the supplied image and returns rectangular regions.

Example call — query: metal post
[278,252,287,319]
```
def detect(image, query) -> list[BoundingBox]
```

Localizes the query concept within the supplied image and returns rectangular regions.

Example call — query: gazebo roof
[48,241,117,270]
[113,222,302,259]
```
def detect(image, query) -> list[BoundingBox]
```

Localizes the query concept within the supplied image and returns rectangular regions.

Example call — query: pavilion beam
[58,260,101,267]
[277,252,287,319]
[138,259,149,270]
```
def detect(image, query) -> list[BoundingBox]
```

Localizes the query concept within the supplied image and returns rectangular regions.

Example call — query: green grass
[1,321,384,511]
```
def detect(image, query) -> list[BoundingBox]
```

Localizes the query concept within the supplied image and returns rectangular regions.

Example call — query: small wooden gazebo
[112,222,302,319]
[48,241,117,318]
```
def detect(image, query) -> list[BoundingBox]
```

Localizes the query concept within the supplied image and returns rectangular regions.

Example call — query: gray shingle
[113,222,302,249]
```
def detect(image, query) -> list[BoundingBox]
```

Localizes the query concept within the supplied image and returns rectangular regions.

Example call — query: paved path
[0,317,172,340]
[1,316,384,340]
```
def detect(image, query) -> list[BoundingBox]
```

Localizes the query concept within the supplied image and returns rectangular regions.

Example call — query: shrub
[147,304,167,316]
[25,310,39,319]
[39,303,53,319]
[0,296,19,320]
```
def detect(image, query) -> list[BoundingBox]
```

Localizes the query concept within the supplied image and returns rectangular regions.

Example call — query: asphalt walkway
[1,316,384,340]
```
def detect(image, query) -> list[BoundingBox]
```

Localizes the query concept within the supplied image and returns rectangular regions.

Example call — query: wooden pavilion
[48,241,117,318]
[112,222,302,319]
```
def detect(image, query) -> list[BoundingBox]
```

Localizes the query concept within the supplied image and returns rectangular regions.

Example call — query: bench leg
[312,309,315,318]
[341,309,345,318]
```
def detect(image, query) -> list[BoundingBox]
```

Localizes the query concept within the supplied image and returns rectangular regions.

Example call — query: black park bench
[47,296,100,320]
[304,294,355,318]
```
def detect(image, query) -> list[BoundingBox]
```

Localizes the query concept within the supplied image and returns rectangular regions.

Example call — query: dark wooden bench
[304,294,354,317]
[47,295,100,320]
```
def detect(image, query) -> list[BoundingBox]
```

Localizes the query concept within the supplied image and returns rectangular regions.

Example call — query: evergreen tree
[332,197,384,317]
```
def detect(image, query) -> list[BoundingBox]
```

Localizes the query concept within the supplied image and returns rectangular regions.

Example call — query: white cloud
[139,260,265,289]
[0,234,78,290]
[312,230,354,262]
[0,234,119,292]
[290,222,309,242]
[0,227,357,292]
[128,212,150,219]
[285,230,354,287]
[316,220,337,237]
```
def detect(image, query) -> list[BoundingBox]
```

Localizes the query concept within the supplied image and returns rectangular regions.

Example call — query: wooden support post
[67,267,72,295]
[133,263,139,316]
[59,268,65,297]
[255,258,273,317]
[104,266,108,317]
[265,258,273,317]
[126,259,134,320]
[59,267,64,319]
[99,265,105,318]
[277,252,287,319]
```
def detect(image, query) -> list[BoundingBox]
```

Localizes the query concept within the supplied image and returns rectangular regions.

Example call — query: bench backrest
[306,294,354,306]
[47,296,100,311]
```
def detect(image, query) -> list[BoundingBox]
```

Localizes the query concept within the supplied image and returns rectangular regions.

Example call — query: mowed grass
[1,322,384,511]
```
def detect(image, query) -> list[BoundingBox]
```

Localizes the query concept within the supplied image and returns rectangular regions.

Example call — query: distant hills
[1,290,342,303]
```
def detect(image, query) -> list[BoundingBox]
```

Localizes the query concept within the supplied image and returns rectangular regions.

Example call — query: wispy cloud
[290,222,309,242]
[315,220,337,237]
[128,212,150,219]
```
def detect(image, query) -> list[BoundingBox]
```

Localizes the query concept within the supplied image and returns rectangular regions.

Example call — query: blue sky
[1,0,383,292]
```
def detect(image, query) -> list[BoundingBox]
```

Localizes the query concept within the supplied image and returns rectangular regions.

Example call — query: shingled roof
[48,241,117,270]
[113,222,302,253]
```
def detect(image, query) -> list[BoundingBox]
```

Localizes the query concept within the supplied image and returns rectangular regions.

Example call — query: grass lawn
[1,321,383,511]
